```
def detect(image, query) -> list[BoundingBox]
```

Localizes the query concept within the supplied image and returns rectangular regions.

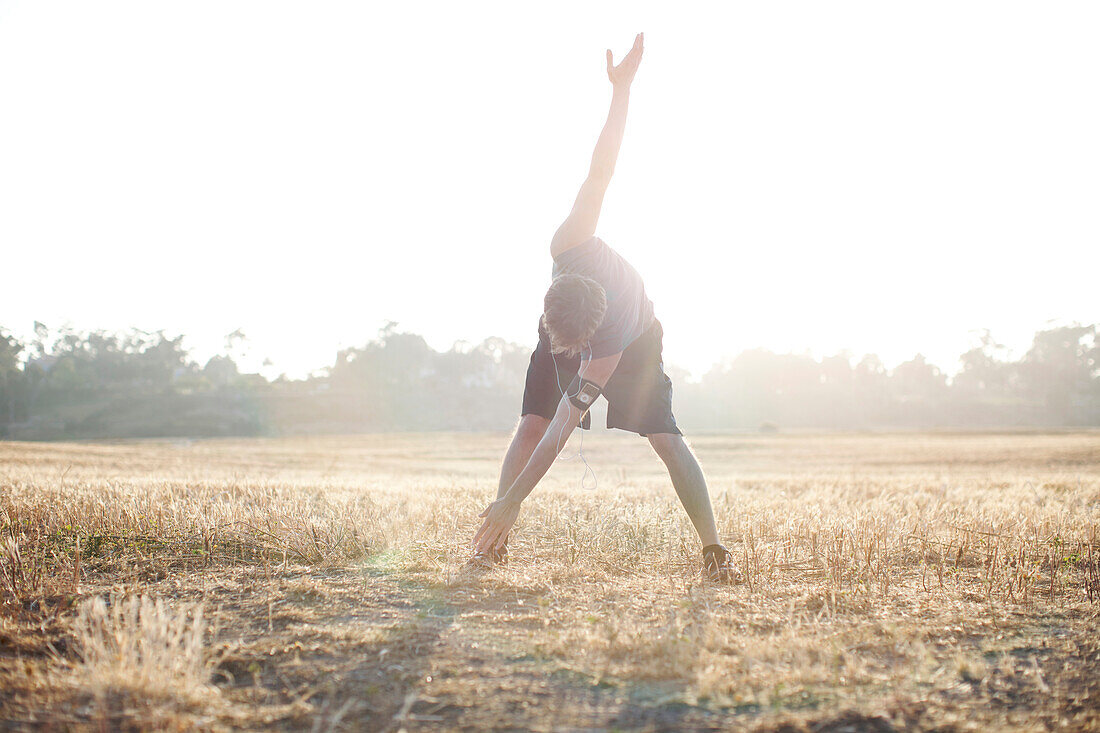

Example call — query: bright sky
[1,1,1097,378]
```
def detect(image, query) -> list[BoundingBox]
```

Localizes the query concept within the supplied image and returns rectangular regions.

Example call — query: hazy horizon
[5,317,1094,384]
[2,1,1097,379]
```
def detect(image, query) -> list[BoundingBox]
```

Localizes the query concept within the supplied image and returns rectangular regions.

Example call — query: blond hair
[542,274,607,356]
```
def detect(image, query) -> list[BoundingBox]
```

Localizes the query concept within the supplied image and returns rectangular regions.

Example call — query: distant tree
[223,329,249,367]
[700,349,777,428]
[817,353,855,426]
[329,323,436,429]
[4,319,1099,438]
[955,330,1011,395]
[0,329,21,376]
[852,354,889,425]
[32,321,48,357]
[1019,324,1097,424]
[854,353,887,388]
[0,328,26,433]
[203,355,240,387]
[893,354,948,399]
[32,328,189,400]
[820,352,853,388]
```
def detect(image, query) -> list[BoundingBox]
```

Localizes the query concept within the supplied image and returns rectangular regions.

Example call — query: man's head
[542,274,607,357]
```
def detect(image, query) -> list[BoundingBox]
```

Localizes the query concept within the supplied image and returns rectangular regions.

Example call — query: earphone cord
[551,347,598,491]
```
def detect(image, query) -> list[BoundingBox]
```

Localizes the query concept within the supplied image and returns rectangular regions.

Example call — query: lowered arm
[473,353,621,552]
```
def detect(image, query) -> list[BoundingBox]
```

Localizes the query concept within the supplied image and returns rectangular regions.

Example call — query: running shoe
[702,543,740,584]
[464,543,508,570]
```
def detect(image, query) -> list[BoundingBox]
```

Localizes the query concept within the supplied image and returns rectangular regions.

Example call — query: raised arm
[550,33,644,258]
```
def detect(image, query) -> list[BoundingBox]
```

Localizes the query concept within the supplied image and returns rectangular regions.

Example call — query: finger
[479,505,490,518]
[606,49,613,73]
[491,516,513,550]
[476,525,499,553]
[487,523,506,550]
[474,519,494,547]
[472,519,489,546]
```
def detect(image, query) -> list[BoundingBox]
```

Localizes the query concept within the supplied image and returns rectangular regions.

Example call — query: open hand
[472,497,521,553]
[607,32,644,89]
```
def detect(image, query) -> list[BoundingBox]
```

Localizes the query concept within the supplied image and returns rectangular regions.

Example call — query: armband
[566,376,602,412]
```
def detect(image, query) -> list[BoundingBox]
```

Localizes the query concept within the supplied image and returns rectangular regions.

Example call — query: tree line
[1,321,1097,440]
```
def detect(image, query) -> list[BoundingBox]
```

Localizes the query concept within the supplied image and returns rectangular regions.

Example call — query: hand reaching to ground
[472,496,521,553]
[607,32,644,89]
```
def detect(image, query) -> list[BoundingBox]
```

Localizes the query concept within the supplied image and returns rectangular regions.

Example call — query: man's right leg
[466,414,550,566]
[470,317,573,566]
[496,414,551,500]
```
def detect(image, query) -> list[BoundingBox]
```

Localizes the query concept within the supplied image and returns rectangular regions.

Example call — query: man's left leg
[647,433,719,547]
[647,432,737,582]
[606,321,738,581]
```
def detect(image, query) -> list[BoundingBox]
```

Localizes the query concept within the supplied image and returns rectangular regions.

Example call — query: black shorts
[520,318,682,436]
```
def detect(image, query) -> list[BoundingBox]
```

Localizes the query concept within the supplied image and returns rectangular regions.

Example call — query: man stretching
[471,34,736,583]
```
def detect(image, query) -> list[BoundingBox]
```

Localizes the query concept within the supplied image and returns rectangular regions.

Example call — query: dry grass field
[1,430,1099,731]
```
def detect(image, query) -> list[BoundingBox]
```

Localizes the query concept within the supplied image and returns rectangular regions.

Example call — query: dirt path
[182,562,1099,732]
[197,563,737,731]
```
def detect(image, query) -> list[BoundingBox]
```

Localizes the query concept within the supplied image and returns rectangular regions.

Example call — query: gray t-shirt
[551,236,655,359]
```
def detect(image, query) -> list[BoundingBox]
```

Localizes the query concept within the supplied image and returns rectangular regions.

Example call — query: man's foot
[702,544,740,584]
[463,544,508,570]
